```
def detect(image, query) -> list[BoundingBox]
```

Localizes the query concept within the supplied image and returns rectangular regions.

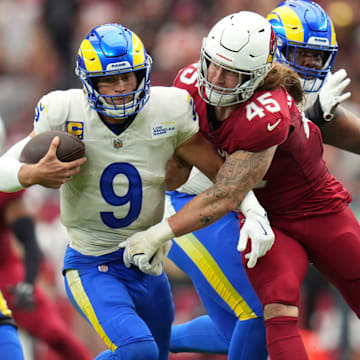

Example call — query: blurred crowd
[1,0,360,359]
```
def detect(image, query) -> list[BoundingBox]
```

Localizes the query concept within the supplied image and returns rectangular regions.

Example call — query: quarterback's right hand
[237,210,275,269]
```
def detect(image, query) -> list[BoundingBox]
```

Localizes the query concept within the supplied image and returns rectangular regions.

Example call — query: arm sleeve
[10,216,42,285]
[0,137,31,192]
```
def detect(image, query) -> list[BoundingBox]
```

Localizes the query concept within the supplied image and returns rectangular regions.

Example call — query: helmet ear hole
[90,77,100,92]
[240,73,250,86]
[322,52,331,65]
[134,69,146,87]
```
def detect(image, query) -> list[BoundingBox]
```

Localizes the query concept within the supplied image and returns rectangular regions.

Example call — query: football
[20,131,85,164]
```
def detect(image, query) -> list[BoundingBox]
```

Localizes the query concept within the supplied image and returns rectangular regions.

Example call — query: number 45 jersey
[174,63,351,219]
[33,86,199,256]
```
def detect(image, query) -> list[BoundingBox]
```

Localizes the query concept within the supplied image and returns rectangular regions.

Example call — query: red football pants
[242,206,360,315]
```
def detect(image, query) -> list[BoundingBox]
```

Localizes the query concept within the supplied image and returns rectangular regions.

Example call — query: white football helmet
[198,11,277,106]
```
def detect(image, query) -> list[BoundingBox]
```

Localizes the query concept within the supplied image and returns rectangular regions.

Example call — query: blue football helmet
[267,0,338,92]
[76,23,152,118]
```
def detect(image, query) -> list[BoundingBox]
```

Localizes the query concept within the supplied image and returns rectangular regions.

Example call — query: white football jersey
[34,87,199,255]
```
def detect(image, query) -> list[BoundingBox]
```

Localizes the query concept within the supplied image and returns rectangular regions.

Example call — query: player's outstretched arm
[120,145,277,271]
[169,145,277,235]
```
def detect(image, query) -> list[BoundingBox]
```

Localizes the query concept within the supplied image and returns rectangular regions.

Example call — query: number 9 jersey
[33,86,199,256]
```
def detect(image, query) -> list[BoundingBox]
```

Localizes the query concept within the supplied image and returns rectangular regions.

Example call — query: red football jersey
[174,64,351,218]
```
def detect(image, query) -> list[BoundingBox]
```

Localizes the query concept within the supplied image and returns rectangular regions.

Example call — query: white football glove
[132,240,173,276]
[119,221,175,275]
[237,210,275,269]
[319,68,351,121]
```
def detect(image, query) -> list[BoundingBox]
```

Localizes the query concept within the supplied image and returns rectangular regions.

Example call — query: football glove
[10,283,35,309]
[132,240,173,276]
[237,210,275,269]
[119,221,175,275]
[319,68,351,121]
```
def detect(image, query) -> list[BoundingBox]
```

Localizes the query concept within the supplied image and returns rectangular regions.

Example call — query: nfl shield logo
[98,265,108,272]
[113,138,123,149]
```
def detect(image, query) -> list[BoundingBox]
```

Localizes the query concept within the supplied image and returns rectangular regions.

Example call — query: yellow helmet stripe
[131,32,145,69]
[330,19,336,46]
[266,13,278,22]
[0,291,12,317]
[272,5,304,43]
[79,39,103,72]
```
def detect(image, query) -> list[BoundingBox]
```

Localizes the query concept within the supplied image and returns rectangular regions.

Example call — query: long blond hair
[257,63,304,105]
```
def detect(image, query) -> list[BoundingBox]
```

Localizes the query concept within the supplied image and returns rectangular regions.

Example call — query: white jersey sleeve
[33,90,78,133]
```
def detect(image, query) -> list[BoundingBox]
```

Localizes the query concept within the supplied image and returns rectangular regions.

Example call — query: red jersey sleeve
[208,88,295,154]
[173,63,199,98]
[239,88,292,152]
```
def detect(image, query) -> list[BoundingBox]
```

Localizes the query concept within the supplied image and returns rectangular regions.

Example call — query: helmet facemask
[276,38,337,92]
[198,51,269,106]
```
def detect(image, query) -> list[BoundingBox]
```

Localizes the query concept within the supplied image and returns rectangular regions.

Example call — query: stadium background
[1,0,360,359]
